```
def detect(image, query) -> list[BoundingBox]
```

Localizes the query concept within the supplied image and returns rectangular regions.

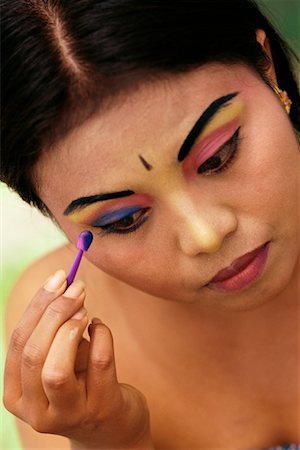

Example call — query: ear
[255,29,278,84]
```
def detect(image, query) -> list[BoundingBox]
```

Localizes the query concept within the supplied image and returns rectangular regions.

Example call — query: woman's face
[34,63,300,311]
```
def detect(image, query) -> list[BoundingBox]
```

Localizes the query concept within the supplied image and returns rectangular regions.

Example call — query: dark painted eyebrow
[63,190,135,216]
[177,92,239,162]
[64,92,239,216]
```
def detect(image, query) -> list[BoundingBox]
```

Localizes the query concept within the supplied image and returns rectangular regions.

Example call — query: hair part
[1,0,299,217]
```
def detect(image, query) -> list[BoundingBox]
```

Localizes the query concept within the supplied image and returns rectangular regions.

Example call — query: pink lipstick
[206,241,271,292]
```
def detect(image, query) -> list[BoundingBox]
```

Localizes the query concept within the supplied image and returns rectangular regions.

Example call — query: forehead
[34,64,257,205]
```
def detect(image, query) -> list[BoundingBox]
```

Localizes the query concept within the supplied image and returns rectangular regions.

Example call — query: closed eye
[197,127,241,175]
[94,208,150,235]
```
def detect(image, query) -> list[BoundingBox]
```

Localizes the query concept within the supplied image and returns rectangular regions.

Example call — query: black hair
[1,0,299,217]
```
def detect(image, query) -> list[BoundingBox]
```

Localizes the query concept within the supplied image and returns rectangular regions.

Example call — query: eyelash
[96,127,242,236]
[197,127,241,175]
[97,208,150,236]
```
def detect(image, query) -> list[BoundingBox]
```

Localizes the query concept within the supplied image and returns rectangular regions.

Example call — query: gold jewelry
[272,83,292,114]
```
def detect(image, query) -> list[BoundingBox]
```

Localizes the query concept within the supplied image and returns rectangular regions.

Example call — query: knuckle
[91,324,115,371]
[28,411,61,434]
[45,297,83,322]
[42,370,69,390]
[44,304,64,321]
[10,328,26,353]
[30,294,48,314]
[29,415,49,433]
[79,412,102,431]
[91,352,113,372]
[64,320,81,334]
[2,392,17,415]
[22,342,44,369]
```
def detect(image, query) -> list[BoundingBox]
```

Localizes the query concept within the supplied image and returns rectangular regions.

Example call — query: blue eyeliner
[91,206,143,227]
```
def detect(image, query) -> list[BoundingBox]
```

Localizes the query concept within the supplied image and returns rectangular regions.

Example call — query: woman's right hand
[3,270,154,449]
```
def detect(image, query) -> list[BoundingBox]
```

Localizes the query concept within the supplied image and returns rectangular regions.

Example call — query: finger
[74,338,90,373]
[86,319,122,416]
[3,270,67,414]
[21,281,86,413]
[42,309,88,411]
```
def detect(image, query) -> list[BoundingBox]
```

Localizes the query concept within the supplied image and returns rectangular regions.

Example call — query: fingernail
[92,317,103,324]
[88,318,103,336]
[44,270,66,292]
[64,280,85,299]
[71,307,87,320]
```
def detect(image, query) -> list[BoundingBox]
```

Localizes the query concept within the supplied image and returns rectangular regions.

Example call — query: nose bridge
[167,190,237,256]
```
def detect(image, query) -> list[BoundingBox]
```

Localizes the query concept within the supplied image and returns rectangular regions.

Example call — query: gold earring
[272,83,292,114]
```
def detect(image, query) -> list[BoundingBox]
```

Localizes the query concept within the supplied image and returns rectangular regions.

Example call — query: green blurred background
[261,0,300,54]
[1,0,299,448]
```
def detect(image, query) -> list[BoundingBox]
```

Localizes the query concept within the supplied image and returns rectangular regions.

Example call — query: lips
[207,242,270,290]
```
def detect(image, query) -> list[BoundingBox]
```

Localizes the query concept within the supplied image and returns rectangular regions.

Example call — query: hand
[3,270,153,449]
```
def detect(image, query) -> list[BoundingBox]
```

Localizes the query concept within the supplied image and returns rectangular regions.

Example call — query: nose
[174,201,238,257]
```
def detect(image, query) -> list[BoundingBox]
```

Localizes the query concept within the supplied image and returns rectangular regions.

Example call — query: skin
[4,30,300,448]
[34,64,299,312]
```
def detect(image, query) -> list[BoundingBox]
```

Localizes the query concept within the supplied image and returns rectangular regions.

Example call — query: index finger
[3,270,67,411]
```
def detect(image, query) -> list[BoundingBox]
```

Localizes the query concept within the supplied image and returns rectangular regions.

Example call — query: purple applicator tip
[66,230,93,287]
[77,230,93,251]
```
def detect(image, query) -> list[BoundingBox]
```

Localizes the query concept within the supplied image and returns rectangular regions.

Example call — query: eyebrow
[63,190,135,216]
[177,91,239,162]
[63,92,239,216]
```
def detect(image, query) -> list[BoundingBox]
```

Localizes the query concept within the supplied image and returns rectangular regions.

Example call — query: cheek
[234,123,299,230]
[87,238,154,274]
[85,237,175,293]
[256,128,298,195]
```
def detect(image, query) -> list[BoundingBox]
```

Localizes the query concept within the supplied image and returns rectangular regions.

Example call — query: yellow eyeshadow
[67,100,245,225]
[198,100,244,142]
[68,202,101,224]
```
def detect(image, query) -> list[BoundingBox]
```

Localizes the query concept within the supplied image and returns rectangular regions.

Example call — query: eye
[197,127,241,175]
[96,208,150,235]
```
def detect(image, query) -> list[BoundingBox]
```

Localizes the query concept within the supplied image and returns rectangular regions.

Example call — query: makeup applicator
[66,230,93,287]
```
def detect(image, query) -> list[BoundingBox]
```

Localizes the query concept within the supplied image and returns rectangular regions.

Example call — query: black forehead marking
[138,154,153,171]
